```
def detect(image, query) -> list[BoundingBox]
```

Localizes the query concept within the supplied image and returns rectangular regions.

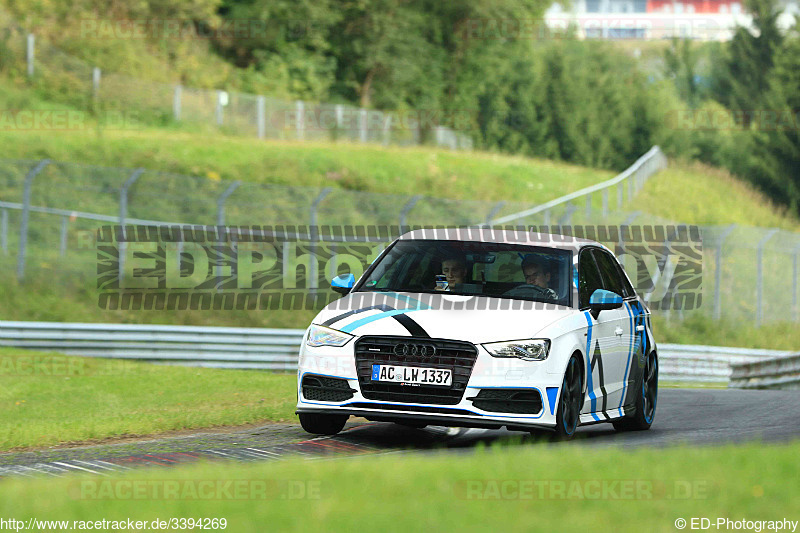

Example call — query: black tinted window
[592,249,625,296]
[614,260,636,298]
[357,240,572,306]
[578,249,603,309]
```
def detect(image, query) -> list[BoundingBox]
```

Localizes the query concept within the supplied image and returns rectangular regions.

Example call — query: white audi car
[295,228,657,439]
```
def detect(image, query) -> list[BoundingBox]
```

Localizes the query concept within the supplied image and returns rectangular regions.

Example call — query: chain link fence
[1,153,799,326]
[0,22,472,150]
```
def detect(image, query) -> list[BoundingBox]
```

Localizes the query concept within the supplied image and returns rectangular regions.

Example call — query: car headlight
[306,324,354,348]
[482,339,551,361]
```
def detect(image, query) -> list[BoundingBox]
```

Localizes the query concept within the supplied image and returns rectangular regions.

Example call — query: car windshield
[356,239,572,306]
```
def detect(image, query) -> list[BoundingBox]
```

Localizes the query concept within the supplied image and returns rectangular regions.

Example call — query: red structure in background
[646,0,741,12]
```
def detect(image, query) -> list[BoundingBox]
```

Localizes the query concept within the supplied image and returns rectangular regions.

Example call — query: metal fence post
[217,181,241,227]
[602,188,609,219]
[256,96,265,139]
[585,194,592,220]
[399,195,422,231]
[359,109,367,143]
[617,183,623,209]
[794,245,800,322]
[383,114,392,146]
[173,85,182,121]
[543,210,551,228]
[215,91,224,126]
[485,201,506,227]
[335,105,343,139]
[296,101,305,141]
[1,208,7,253]
[559,202,575,226]
[118,168,144,278]
[309,188,332,290]
[628,177,634,200]
[756,229,778,326]
[216,181,241,281]
[16,159,50,281]
[713,224,737,320]
[26,34,34,78]
[92,67,101,98]
[60,216,68,256]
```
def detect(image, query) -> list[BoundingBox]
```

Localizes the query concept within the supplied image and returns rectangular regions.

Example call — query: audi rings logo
[393,343,437,357]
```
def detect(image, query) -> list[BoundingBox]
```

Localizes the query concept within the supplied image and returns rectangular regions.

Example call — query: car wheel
[299,413,348,435]
[551,354,583,439]
[613,350,658,432]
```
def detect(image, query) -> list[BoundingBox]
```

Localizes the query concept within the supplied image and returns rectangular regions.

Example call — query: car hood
[314,291,575,344]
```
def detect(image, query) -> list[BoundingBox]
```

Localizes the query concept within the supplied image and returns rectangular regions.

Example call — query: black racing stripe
[392,314,431,338]
[591,344,608,414]
[322,304,395,327]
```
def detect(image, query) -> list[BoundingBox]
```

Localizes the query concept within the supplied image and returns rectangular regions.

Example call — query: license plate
[371,364,452,386]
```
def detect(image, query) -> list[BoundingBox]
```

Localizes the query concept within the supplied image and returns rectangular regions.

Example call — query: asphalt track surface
[1,388,798,478]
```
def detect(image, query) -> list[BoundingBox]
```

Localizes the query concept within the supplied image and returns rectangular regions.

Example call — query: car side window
[592,249,626,297]
[578,249,603,309]
[614,259,636,298]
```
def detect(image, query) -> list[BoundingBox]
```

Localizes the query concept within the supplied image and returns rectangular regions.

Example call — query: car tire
[613,350,658,432]
[551,354,583,440]
[298,413,348,435]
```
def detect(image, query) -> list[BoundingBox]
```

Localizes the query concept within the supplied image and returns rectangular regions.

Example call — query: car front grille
[301,374,356,402]
[468,388,543,415]
[354,336,478,405]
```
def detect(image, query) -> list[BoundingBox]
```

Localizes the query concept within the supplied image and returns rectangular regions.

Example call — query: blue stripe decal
[546,387,559,416]
[620,301,635,417]
[583,311,600,422]
[339,308,423,333]
[337,292,432,333]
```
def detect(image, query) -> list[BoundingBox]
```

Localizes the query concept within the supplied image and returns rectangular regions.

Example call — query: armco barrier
[1,321,796,385]
[0,321,305,371]
[729,354,800,389]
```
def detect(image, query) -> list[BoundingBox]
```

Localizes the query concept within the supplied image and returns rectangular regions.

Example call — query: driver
[521,255,558,301]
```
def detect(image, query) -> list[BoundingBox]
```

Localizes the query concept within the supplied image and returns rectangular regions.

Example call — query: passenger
[437,255,467,291]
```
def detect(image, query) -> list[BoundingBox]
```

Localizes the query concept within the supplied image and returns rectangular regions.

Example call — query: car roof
[398,227,605,251]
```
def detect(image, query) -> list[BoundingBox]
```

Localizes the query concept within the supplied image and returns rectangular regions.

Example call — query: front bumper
[296,338,564,430]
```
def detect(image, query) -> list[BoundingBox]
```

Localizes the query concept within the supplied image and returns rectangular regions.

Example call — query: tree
[711,0,784,124]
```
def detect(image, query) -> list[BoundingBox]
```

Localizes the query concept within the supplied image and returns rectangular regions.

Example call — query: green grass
[0,126,615,203]
[652,314,800,351]
[0,348,297,451]
[0,439,796,531]
[630,161,800,230]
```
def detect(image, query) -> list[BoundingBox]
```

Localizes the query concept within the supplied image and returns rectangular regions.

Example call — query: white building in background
[544,0,797,40]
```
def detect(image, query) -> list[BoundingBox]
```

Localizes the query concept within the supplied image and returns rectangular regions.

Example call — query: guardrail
[729,354,800,389]
[0,321,305,371]
[1,321,796,385]
[486,146,668,226]
[657,344,793,384]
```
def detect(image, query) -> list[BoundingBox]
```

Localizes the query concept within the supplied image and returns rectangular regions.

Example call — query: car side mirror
[331,273,355,296]
[589,289,623,318]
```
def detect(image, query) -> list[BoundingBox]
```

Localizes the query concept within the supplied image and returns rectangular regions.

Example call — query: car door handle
[615,327,624,336]
[636,325,645,332]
